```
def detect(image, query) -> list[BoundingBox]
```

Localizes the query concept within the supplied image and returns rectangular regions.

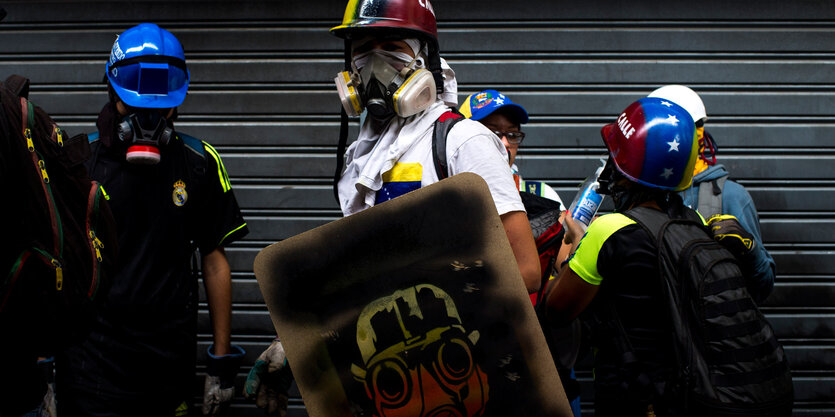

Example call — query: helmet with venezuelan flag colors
[331,0,438,47]
[600,97,698,191]
[106,23,189,109]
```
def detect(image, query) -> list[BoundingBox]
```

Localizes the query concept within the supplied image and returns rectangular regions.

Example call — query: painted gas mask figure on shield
[351,284,489,417]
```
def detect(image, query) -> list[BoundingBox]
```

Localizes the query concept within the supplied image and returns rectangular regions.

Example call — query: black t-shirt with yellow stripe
[60,129,248,402]
[568,212,675,406]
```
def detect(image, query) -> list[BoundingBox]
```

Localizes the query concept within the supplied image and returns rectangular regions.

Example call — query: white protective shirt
[338,101,524,217]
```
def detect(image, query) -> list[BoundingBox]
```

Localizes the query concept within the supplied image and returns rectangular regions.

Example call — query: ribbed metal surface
[4,1,833,415]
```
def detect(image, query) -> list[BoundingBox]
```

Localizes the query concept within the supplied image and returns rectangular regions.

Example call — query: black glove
[202,344,245,416]
[244,338,293,417]
[707,214,755,257]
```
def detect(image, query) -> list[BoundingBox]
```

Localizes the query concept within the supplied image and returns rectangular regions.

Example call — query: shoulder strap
[696,175,727,219]
[623,206,670,245]
[86,131,103,175]
[178,132,206,159]
[175,133,209,191]
[431,110,466,180]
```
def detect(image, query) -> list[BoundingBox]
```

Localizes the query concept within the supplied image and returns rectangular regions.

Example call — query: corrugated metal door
[2,1,832,415]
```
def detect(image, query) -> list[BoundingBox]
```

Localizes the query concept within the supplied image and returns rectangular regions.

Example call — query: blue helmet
[106,23,189,109]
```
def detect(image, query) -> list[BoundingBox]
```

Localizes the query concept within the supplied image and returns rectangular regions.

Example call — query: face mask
[334,50,436,119]
[598,158,633,212]
[117,109,173,165]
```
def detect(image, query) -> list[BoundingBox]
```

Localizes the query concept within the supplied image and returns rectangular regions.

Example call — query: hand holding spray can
[567,159,606,231]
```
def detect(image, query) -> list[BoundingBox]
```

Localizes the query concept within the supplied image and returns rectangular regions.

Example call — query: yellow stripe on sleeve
[202,141,231,193]
[218,223,247,247]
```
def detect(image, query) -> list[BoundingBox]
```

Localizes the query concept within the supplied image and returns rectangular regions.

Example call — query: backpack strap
[696,175,727,219]
[176,133,209,194]
[179,133,206,160]
[623,206,670,245]
[431,110,466,180]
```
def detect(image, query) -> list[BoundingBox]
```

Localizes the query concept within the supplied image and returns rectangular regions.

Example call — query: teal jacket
[680,164,776,302]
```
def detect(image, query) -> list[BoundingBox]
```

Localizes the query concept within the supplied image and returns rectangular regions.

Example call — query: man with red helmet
[330,0,539,291]
[244,2,540,415]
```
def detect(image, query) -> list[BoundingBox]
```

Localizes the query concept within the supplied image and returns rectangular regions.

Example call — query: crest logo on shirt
[172,179,188,207]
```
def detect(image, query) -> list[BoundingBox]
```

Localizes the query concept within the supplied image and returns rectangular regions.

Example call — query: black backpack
[622,205,793,416]
[0,75,117,353]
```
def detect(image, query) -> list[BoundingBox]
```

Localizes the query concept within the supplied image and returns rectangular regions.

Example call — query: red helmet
[330,0,438,49]
[331,0,444,95]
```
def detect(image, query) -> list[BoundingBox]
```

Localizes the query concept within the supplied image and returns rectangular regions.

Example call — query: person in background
[460,89,564,207]
[56,23,249,416]
[461,89,581,417]
[648,84,775,302]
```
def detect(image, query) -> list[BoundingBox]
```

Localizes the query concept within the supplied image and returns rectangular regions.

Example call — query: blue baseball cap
[459,89,528,124]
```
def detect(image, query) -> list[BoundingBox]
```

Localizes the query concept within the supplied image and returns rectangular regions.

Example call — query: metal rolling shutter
[3,1,832,415]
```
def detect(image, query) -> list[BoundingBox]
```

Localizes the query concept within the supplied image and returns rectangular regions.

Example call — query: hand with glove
[37,357,57,417]
[202,344,246,416]
[244,338,293,417]
[707,214,756,257]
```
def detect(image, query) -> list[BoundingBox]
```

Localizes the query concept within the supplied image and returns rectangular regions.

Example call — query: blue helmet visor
[108,55,189,108]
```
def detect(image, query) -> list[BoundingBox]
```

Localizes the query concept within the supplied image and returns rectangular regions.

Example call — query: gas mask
[117,109,173,165]
[352,284,489,417]
[334,50,437,120]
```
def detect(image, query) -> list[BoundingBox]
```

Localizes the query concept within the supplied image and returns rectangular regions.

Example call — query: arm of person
[501,210,541,294]
[545,265,600,324]
[727,186,776,302]
[554,214,573,273]
[543,213,599,323]
[446,123,541,293]
[202,246,232,356]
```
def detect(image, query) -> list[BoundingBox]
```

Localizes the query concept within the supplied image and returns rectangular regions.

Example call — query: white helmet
[648,84,707,124]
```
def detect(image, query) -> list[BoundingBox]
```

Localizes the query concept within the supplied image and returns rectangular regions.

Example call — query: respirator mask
[117,108,173,165]
[597,157,634,213]
[334,48,437,120]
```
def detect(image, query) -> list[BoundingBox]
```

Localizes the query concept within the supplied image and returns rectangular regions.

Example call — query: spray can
[567,160,606,231]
